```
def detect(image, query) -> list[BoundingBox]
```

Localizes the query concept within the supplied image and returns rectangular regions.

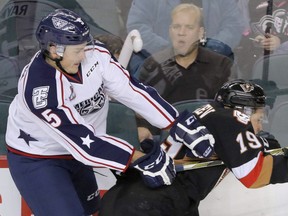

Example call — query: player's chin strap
[43,50,70,75]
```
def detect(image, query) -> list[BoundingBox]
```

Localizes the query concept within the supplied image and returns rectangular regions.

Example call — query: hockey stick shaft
[118,29,143,68]
[175,147,287,172]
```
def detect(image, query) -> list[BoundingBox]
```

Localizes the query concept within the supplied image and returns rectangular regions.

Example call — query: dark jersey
[163,101,286,188]
[194,102,288,187]
[138,46,232,104]
[99,102,287,216]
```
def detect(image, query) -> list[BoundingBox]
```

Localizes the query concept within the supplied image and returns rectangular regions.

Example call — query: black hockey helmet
[215,79,266,109]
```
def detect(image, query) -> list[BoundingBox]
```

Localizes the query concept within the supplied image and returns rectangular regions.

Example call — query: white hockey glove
[170,110,215,158]
[131,139,176,188]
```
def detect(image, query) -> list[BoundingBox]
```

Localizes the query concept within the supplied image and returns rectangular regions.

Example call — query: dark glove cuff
[131,140,158,167]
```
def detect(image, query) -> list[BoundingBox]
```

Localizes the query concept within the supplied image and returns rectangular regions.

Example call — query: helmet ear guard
[55,45,65,57]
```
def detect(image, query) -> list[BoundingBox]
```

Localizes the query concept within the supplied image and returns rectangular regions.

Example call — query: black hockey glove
[257,130,281,150]
[131,139,176,188]
[169,110,215,158]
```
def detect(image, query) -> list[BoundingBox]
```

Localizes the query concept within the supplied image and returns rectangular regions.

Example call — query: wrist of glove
[131,139,176,188]
[257,130,281,150]
[169,110,215,158]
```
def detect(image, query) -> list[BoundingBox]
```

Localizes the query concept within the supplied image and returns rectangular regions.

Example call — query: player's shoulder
[195,101,251,129]
[85,41,111,57]
[194,102,232,118]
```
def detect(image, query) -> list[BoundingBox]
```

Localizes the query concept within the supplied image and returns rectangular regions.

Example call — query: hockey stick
[118,29,143,68]
[262,0,273,81]
[175,147,287,172]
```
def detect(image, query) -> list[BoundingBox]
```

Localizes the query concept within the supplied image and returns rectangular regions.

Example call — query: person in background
[94,34,124,60]
[99,79,282,216]
[126,0,245,74]
[136,3,233,141]
[235,0,288,78]
[114,0,133,39]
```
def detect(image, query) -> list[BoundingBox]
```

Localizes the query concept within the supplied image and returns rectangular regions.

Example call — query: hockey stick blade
[176,147,288,172]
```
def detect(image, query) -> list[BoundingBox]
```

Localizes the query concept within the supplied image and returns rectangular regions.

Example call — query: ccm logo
[87,190,100,201]
[185,115,197,126]
[144,151,164,170]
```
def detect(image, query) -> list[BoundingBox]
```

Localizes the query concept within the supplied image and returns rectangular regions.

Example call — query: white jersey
[6,43,178,172]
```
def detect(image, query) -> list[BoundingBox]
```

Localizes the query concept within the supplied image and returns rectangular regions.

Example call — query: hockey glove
[131,139,176,188]
[169,110,215,158]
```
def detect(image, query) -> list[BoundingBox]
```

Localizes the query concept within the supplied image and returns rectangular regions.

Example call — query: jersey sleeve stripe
[129,77,177,123]
[43,122,133,171]
[101,48,177,124]
[232,151,264,188]
[129,82,175,123]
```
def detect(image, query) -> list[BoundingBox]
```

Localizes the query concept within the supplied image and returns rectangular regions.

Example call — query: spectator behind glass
[94,34,124,60]
[126,0,245,75]
[136,3,233,141]
[235,0,288,79]
[114,0,133,39]
[0,0,110,98]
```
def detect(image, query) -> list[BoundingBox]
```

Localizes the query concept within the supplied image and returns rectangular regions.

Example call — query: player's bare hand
[138,127,153,142]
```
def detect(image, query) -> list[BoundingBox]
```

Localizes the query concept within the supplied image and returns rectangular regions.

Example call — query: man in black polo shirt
[136,3,234,140]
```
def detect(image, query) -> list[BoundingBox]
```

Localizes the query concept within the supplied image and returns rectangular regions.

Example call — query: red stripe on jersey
[108,55,174,125]
[58,132,132,171]
[128,82,174,125]
[110,60,130,78]
[239,151,264,188]
[87,45,130,79]
[7,146,74,159]
[102,135,135,151]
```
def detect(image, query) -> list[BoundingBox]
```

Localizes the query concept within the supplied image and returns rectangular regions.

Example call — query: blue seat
[107,100,140,149]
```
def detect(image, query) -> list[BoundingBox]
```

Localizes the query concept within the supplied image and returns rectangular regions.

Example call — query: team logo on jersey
[32,86,50,109]
[74,83,105,115]
[240,83,254,93]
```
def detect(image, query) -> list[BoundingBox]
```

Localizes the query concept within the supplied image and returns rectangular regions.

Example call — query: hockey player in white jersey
[5,9,214,215]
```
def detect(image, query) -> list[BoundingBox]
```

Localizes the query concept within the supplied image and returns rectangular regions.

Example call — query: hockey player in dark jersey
[5,9,216,215]
[99,79,284,216]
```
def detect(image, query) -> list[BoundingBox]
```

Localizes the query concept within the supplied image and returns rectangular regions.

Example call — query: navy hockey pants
[7,151,100,216]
